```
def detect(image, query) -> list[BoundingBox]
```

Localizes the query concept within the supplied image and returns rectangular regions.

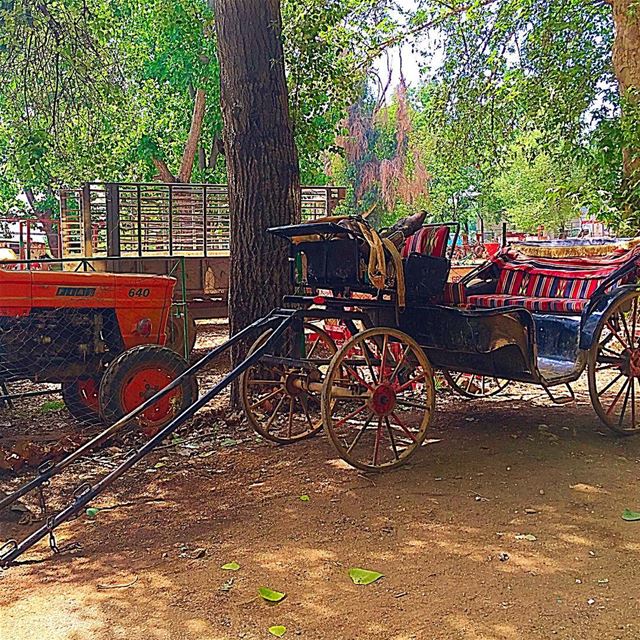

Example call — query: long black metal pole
[0,311,294,567]
[0,310,288,512]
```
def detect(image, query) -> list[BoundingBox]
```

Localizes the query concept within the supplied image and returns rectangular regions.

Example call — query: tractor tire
[166,315,197,358]
[62,376,104,426]
[98,345,198,437]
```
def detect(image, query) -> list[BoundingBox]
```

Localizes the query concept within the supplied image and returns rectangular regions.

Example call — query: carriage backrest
[401,225,450,259]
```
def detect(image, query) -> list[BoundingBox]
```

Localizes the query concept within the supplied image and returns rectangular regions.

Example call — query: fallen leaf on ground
[219,578,234,592]
[299,495,310,502]
[258,587,286,603]
[622,508,640,521]
[221,561,240,571]
[515,533,537,542]
[349,568,384,585]
[86,508,100,519]
[268,625,287,637]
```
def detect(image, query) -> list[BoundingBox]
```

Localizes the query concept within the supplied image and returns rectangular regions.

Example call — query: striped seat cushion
[495,264,530,295]
[526,268,610,299]
[467,295,588,313]
[442,281,467,305]
[402,225,450,258]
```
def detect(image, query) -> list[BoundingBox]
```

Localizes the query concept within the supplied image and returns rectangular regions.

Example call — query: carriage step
[542,383,576,405]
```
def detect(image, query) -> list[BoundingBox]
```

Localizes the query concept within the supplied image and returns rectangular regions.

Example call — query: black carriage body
[270,221,452,299]
[271,222,640,390]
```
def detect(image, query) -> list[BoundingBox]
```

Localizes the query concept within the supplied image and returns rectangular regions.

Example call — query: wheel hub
[629,349,640,377]
[369,383,397,416]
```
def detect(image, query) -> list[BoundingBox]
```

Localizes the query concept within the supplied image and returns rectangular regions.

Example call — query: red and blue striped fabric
[526,268,611,299]
[467,295,588,313]
[496,265,530,295]
[402,225,450,258]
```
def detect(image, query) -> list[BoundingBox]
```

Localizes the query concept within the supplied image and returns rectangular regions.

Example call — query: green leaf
[258,587,286,603]
[221,561,240,571]
[622,508,640,521]
[299,494,310,502]
[85,507,100,519]
[268,626,287,637]
[348,567,384,585]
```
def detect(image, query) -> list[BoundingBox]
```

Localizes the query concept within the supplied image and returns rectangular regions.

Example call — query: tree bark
[610,0,640,215]
[178,88,207,183]
[152,158,177,183]
[214,0,301,382]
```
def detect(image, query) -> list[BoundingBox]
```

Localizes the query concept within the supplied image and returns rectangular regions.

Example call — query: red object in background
[484,242,500,256]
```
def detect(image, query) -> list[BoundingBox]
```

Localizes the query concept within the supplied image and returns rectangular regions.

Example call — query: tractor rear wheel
[62,376,103,425]
[99,345,198,437]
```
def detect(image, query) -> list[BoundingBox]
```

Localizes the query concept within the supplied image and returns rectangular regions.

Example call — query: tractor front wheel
[99,345,198,437]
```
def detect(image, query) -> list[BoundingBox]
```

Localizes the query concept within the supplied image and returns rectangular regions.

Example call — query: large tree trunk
[214,0,301,393]
[610,0,640,218]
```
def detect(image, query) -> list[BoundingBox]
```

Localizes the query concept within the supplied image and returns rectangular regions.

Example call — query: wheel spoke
[632,377,637,429]
[618,378,633,429]
[396,373,425,393]
[621,312,633,347]
[334,402,369,429]
[372,417,384,466]
[345,412,375,454]
[345,364,375,391]
[606,378,630,415]
[384,416,400,460]
[464,374,475,393]
[389,345,411,384]
[598,370,625,397]
[379,335,389,382]
[250,386,284,410]
[389,411,418,443]
[306,336,321,358]
[287,397,295,438]
[633,298,639,343]
[360,341,380,385]
[606,320,630,351]
[299,393,316,431]
[264,394,287,432]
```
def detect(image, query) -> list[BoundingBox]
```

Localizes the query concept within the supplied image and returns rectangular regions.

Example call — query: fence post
[105,183,121,257]
[81,184,93,258]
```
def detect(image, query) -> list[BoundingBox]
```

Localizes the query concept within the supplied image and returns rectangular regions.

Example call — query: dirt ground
[2,325,640,639]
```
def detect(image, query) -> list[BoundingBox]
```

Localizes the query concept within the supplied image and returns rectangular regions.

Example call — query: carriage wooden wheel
[321,327,435,471]
[241,322,337,443]
[442,370,510,398]
[588,291,640,435]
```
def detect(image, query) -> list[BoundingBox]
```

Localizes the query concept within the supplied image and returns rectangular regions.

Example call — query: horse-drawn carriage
[4,214,640,566]
[239,217,640,471]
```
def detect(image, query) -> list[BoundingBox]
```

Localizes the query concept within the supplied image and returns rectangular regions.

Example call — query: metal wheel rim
[588,292,640,435]
[241,321,336,443]
[322,327,435,471]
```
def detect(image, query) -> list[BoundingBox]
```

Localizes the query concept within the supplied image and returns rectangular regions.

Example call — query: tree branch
[152,158,177,183]
[358,0,501,70]
[178,88,207,183]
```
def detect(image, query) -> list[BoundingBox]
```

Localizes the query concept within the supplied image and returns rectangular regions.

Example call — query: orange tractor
[0,269,198,432]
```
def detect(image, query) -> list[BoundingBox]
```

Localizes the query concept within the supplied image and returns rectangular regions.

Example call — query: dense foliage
[1,0,638,234]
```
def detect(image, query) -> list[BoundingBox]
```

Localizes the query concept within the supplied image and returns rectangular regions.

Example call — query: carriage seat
[466,263,617,314]
[402,225,450,259]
